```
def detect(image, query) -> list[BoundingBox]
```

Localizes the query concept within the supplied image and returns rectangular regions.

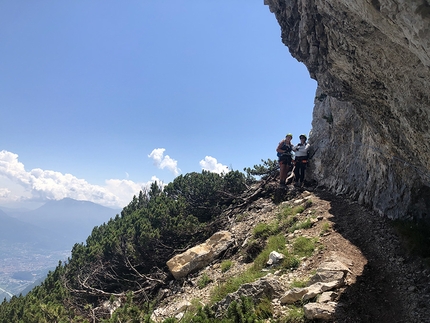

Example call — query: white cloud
[199,156,230,174]
[0,150,160,209]
[148,148,180,176]
[0,187,11,198]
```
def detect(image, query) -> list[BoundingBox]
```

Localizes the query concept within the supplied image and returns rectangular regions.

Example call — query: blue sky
[0,1,316,209]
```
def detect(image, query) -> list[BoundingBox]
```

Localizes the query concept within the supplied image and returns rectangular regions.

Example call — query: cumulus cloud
[199,156,230,174]
[0,150,160,209]
[148,148,180,176]
[0,187,11,199]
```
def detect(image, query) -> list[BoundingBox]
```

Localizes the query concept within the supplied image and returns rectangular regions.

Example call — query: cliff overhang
[265,0,430,221]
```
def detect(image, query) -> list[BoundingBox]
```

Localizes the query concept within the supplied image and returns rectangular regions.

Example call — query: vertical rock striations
[265,0,430,220]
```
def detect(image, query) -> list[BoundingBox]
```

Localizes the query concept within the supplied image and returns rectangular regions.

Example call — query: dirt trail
[314,190,430,323]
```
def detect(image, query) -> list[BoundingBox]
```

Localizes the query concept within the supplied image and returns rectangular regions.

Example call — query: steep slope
[146,186,430,322]
[264,0,430,221]
[0,168,429,322]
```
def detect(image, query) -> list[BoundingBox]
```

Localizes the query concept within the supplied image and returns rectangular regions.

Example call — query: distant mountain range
[0,209,54,250]
[1,198,121,250]
[0,198,122,298]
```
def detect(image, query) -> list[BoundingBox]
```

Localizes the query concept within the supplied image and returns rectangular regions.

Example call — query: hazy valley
[0,199,120,300]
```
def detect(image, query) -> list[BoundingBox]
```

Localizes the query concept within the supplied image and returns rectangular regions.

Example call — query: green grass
[252,234,287,271]
[197,273,212,289]
[253,221,279,239]
[288,218,313,233]
[280,205,306,218]
[277,305,305,323]
[292,236,316,257]
[255,297,273,319]
[320,221,331,235]
[290,278,309,288]
[210,271,263,303]
[211,235,300,304]
[220,260,232,273]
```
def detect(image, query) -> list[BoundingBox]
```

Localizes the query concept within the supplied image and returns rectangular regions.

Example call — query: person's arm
[276,140,285,153]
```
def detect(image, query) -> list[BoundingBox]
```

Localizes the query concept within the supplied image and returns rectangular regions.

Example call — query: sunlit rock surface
[265,0,430,220]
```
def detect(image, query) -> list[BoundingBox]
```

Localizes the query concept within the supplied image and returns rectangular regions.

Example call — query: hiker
[276,133,294,187]
[293,134,310,187]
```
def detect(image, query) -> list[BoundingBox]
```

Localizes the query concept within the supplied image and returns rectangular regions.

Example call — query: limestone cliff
[265,0,430,220]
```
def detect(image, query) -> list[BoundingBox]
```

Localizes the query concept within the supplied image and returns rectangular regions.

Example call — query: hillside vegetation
[1,161,429,323]
[0,165,272,322]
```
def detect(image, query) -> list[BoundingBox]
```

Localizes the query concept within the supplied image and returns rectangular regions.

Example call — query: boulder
[166,231,233,279]
[280,287,308,304]
[267,251,285,266]
[303,281,339,301]
[304,302,337,320]
[213,276,283,313]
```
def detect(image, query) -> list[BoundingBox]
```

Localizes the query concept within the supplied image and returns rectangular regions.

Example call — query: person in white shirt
[293,134,310,187]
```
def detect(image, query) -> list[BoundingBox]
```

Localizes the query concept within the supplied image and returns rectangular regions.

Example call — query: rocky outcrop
[166,231,234,279]
[213,276,284,314]
[265,0,430,220]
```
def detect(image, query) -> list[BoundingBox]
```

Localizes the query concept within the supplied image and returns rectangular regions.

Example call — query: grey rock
[264,0,430,221]
[280,287,308,304]
[213,276,283,312]
[304,302,337,320]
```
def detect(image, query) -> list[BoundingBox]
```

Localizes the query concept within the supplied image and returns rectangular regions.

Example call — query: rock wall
[265,0,430,220]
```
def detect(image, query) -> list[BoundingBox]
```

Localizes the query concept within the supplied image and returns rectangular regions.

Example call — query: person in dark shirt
[276,133,294,188]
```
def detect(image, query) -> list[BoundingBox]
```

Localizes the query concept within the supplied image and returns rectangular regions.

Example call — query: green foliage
[253,222,279,239]
[292,237,316,257]
[226,297,261,323]
[0,169,250,322]
[164,170,246,222]
[277,305,305,323]
[221,260,232,273]
[252,234,287,271]
[197,273,213,289]
[288,218,313,233]
[2,166,318,323]
[244,159,278,183]
[279,205,305,219]
[212,234,300,304]
[255,297,273,319]
[320,221,331,235]
[186,297,262,323]
[290,279,309,288]
[210,271,263,304]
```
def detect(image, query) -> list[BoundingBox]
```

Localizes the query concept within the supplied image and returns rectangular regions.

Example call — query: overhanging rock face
[265,0,430,220]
